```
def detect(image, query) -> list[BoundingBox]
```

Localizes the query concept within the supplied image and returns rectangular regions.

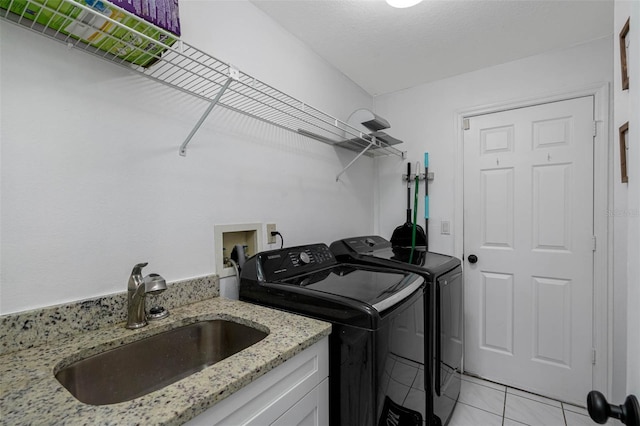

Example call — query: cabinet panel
[272,378,329,426]
[185,337,328,426]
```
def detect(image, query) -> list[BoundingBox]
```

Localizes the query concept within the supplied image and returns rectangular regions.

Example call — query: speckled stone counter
[0,297,331,425]
[0,275,220,356]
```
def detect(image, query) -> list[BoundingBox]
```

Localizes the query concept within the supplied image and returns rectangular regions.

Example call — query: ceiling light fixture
[385,0,423,8]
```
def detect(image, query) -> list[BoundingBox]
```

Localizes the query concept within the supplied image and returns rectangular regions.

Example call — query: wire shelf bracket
[179,71,235,157]
[336,136,377,182]
[0,0,406,174]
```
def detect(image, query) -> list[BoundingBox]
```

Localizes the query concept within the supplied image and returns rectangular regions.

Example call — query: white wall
[612,0,640,404]
[613,0,632,404]
[627,1,640,398]
[0,1,375,314]
[373,37,619,395]
[621,0,640,401]
[374,37,612,255]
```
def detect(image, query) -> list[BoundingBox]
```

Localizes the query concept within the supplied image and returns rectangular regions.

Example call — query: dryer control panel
[257,243,337,281]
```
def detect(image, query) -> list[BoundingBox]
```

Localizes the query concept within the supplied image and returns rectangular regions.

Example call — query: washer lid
[371,246,458,271]
[332,235,459,273]
[279,265,423,312]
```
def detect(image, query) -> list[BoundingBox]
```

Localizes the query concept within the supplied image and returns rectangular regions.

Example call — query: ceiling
[250,0,614,96]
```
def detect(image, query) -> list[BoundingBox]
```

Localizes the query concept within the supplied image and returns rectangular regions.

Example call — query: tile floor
[449,374,614,426]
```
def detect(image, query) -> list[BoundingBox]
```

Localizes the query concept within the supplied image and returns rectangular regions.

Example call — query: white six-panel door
[463,97,594,404]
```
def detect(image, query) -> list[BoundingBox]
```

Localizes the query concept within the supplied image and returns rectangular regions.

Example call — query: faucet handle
[128,263,149,290]
[130,262,148,277]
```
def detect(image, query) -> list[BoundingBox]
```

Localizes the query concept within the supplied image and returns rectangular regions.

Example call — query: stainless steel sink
[55,320,268,405]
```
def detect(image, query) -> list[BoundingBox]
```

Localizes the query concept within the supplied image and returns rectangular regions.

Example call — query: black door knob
[468,254,478,264]
[587,391,640,426]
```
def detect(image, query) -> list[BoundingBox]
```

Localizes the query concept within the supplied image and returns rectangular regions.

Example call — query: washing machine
[330,236,463,426]
[239,243,427,426]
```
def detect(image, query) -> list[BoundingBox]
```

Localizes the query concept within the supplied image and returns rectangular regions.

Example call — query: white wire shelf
[1,0,405,178]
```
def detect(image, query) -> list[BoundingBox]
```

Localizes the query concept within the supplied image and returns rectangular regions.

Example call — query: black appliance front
[330,236,463,426]
[240,243,426,426]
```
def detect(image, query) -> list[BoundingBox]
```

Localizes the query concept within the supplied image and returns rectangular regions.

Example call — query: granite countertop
[0,297,331,425]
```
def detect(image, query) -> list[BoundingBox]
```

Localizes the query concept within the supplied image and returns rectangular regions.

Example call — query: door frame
[454,83,611,398]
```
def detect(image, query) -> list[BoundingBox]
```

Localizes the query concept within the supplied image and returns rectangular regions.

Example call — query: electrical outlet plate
[267,223,277,244]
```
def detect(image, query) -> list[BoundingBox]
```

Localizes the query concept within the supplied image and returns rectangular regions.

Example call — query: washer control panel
[258,243,336,281]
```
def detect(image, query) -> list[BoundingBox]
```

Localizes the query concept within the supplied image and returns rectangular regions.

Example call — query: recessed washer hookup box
[0,0,180,67]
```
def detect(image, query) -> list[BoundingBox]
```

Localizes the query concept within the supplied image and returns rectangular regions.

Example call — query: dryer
[240,243,427,426]
[330,236,463,426]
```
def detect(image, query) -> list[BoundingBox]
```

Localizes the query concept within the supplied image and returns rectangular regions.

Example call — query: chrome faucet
[126,262,167,329]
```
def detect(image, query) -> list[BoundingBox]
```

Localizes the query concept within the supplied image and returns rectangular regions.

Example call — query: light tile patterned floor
[449,374,613,426]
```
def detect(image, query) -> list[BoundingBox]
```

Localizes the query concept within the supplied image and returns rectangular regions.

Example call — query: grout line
[503,415,531,425]
[461,374,572,424]
[456,380,507,418]
[563,402,588,412]
[456,401,505,420]
[502,386,507,425]
[506,389,563,410]
[401,365,420,405]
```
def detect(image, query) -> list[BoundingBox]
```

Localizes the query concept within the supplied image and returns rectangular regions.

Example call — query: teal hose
[409,164,420,264]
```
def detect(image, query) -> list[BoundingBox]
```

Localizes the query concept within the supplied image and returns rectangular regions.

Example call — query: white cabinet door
[185,337,329,426]
[463,97,595,405]
[272,378,329,426]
